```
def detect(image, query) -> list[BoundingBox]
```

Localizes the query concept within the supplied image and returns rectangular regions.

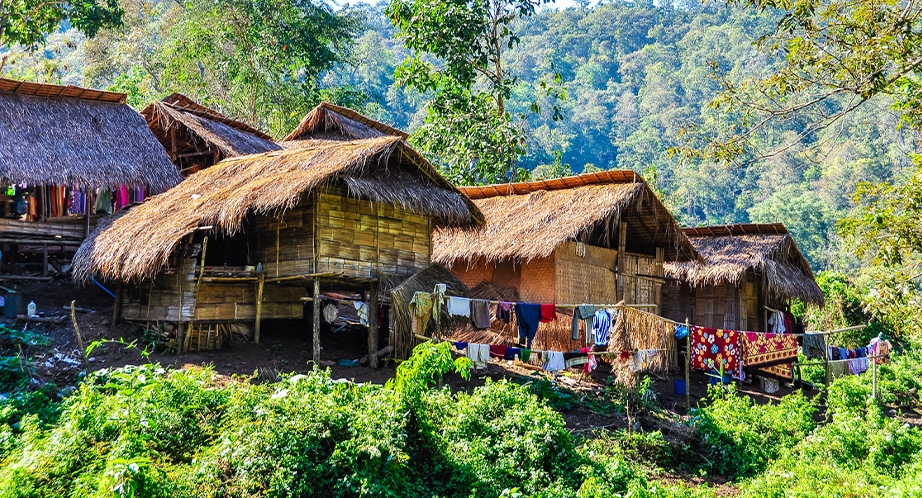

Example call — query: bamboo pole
[872,357,878,400]
[368,281,379,368]
[312,278,320,364]
[685,317,691,409]
[254,273,265,344]
[71,300,88,368]
[111,282,123,326]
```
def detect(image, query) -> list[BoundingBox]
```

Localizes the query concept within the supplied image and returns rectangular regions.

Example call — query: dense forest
[4,0,919,272]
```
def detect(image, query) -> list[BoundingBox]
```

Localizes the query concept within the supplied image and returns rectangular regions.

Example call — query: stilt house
[141,94,281,176]
[662,224,824,331]
[432,171,699,314]
[74,103,482,365]
[0,78,179,251]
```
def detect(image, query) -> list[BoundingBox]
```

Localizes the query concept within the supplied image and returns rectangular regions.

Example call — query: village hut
[432,171,699,350]
[0,78,180,270]
[141,94,281,176]
[283,102,408,142]
[74,107,482,365]
[662,223,823,331]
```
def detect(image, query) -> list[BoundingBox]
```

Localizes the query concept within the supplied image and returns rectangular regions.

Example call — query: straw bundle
[433,171,698,266]
[664,225,823,305]
[606,306,675,374]
[388,264,470,359]
[0,78,180,191]
[73,136,483,283]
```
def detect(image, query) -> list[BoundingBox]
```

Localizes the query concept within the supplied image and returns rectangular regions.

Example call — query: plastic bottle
[27,301,36,317]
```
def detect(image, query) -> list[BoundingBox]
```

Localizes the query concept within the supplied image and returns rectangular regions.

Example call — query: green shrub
[692,386,817,478]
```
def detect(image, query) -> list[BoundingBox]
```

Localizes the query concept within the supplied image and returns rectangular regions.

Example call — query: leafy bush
[692,386,817,478]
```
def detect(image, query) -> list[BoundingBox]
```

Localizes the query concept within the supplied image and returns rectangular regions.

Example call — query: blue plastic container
[707,371,734,385]
[674,379,687,396]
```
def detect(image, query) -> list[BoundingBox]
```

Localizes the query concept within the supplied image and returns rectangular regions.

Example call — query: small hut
[141,94,281,176]
[0,78,180,267]
[283,102,408,142]
[662,224,824,331]
[432,171,698,348]
[74,107,482,364]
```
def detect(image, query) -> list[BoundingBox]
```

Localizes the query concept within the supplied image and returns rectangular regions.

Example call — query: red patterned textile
[691,326,743,378]
[743,332,798,380]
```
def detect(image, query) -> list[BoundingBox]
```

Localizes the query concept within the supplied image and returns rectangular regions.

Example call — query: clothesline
[794,353,888,368]
[437,293,655,310]
[413,333,666,357]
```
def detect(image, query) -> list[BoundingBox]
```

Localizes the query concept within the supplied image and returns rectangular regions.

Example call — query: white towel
[542,351,565,372]
[467,343,489,369]
[447,296,471,317]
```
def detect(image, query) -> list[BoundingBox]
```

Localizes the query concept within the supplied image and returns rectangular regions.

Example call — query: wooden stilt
[685,317,691,409]
[42,244,48,277]
[368,280,379,369]
[254,273,265,344]
[111,282,123,326]
[312,278,320,364]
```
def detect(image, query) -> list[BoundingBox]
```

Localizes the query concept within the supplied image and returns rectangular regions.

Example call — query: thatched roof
[74,136,484,282]
[664,224,824,305]
[0,78,180,191]
[283,102,408,142]
[141,94,281,161]
[432,171,699,264]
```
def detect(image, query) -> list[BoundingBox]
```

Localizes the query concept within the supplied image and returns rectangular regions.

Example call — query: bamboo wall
[661,271,767,331]
[249,197,315,278]
[554,241,618,304]
[315,188,431,278]
[122,256,197,321]
[618,250,664,311]
[193,283,304,321]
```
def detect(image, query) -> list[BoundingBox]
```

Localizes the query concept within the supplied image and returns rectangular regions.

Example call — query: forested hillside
[5,1,918,272]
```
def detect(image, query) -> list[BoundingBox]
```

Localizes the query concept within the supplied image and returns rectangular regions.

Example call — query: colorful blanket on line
[691,326,743,378]
[743,332,799,368]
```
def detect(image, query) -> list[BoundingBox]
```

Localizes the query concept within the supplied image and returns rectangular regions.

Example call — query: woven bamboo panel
[122,257,197,321]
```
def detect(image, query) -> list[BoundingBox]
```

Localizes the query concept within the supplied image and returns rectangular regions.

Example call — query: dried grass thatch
[0,78,180,191]
[433,171,698,265]
[664,224,824,305]
[74,136,483,283]
[389,264,471,359]
[142,94,281,159]
[283,102,408,142]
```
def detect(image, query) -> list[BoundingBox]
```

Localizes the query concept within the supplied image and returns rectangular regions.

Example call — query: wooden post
[872,355,878,400]
[84,190,91,239]
[685,317,691,409]
[111,282,123,326]
[312,277,320,364]
[617,222,627,301]
[368,280,379,368]
[254,273,265,344]
[42,244,48,277]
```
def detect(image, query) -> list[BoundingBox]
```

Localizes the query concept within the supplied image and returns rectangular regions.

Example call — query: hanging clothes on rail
[592,308,612,346]
[470,299,492,330]
[542,351,565,372]
[497,301,514,323]
[447,296,471,317]
[432,284,446,328]
[410,292,434,336]
[515,303,542,347]
[539,303,557,323]
[802,332,827,360]
[572,305,596,341]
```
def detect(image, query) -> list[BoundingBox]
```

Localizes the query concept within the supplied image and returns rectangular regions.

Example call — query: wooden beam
[112,282,123,326]
[254,273,265,344]
[312,278,321,364]
[367,280,379,368]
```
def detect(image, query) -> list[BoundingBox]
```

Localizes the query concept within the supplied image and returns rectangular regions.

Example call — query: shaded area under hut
[662,223,824,332]
[432,171,700,353]
[141,93,281,176]
[74,104,482,366]
[0,78,180,274]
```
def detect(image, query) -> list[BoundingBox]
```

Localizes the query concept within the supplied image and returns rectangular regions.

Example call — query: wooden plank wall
[122,257,197,321]
[194,283,304,321]
[554,242,618,305]
[316,188,431,278]
[618,251,664,312]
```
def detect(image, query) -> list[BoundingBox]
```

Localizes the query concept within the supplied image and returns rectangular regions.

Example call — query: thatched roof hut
[433,170,698,265]
[664,223,823,305]
[283,102,408,142]
[74,136,483,283]
[141,94,281,174]
[0,78,180,191]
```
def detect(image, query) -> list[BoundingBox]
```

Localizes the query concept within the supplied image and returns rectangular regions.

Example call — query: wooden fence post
[368,280,379,368]
[312,278,321,365]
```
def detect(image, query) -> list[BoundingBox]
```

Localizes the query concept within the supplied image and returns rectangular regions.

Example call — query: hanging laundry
[539,303,556,323]
[489,344,507,359]
[94,188,112,214]
[471,299,492,329]
[632,349,659,372]
[564,352,589,369]
[802,332,827,360]
[542,351,565,372]
[432,284,446,326]
[467,343,490,369]
[410,292,434,336]
[690,326,743,379]
[505,347,521,361]
[580,347,597,373]
[453,341,468,351]
[848,357,869,375]
[826,360,849,381]
[497,301,514,323]
[571,305,596,341]
[519,348,532,363]
[515,303,542,347]
[353,301,369,326]
[742,332,799,369]
[592,308,612,346]
[768,311,786,333]
[447,296,471,317]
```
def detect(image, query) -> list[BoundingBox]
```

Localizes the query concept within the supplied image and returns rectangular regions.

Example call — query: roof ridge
[457,170,645,199]
[0,77,126,104]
